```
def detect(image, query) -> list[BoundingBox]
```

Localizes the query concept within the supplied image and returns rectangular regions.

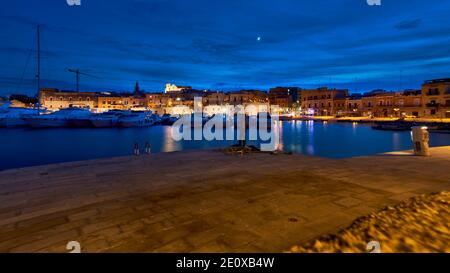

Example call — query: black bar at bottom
[0,253,445,272]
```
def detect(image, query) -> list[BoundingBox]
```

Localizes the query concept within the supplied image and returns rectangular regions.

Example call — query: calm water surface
[1,121,449,170]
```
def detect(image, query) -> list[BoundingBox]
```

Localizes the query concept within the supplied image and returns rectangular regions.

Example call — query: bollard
[411,126,430,156]
[145,142,151,155]
[134,143,140,156]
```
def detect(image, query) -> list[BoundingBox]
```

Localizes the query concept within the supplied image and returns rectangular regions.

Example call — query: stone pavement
[0,146,449,253]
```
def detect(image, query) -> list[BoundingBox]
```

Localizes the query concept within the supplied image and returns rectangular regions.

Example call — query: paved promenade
[0,147,449,252]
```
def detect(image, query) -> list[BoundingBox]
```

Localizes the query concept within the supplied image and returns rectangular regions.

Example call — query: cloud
[394,19,422,30]
[0,0,449,94]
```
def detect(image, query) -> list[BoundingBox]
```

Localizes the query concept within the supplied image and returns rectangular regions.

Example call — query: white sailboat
[1,26,43,127]
[69,111,97,128]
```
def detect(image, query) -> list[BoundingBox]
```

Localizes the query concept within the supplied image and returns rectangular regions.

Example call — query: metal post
[36,25,41,113]
[76,69,80,92]
[411,126,430,156]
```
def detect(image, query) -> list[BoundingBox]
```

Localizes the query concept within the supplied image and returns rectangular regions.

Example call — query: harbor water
[1,120,450,170]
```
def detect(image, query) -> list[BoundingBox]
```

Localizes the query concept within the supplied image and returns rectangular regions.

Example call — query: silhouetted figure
[145,142,151,154]
[134,143,140,156]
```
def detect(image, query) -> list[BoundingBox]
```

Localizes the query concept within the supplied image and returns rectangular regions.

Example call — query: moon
[257,36,262,42]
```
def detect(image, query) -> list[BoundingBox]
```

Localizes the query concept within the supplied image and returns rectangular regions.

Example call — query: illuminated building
[421,78,450,118]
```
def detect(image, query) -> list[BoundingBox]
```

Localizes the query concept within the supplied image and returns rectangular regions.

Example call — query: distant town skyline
[1,0,450,96]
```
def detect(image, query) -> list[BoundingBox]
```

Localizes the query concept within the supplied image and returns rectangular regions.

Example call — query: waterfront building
[97,94,146,112]
[40,88,97,111]
[165,105,193,116]
[268,87,300,110]
[227,90,268,106]
[203,103,269,117]
[146,93,170,114]
[33,77,450,119]
[393,90,422,118]
[9,94,37,108]
[333,94,363,117]
[241,90,269,104]
[361,90,395,117]
[227,91,252,106]
[97,95,124,111]
[333,95,348,117]
[147,90,205,114]
[301,87,348,116]
[203,104,233,117]
[421,78,450,118]
[203,92,227,106]
[348,95,363,116]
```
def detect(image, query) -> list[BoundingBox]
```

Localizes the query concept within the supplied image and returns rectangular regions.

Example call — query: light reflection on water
[162,126,180,153]
[0,121,449,170]
[392,132,401,151]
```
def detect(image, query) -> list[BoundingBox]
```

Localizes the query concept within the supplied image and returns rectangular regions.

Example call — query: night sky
[1,0,450,96]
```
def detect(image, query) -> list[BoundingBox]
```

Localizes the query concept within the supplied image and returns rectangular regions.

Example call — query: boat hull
[91,119,118,128]
[70,119,94,128]
[0,117,31,128]
[5,118,29,128]
[118,120,154,128]
[25,118,69,128]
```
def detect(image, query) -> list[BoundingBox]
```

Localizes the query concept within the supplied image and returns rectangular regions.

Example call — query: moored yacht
[24,108,92,128]
[0,104,41,128]
[117,111,156,128]
[160,114,178,125]
[68,110,97,128]
[90,110,130,128]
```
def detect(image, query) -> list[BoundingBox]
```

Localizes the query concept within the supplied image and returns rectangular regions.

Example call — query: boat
[160,114,178,125]
[428,124,450,134]
[151,114,162,125]
[0,106,40,128]
[117,111,156,128]
[371,123,411,131]
[90,110,130,128]
[68,111,98,128]
[24,108,92,128]
[2,26,46,128]
[429,129,450,134]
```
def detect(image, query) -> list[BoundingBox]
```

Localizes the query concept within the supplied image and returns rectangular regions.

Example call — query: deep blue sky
[1,0,450,96]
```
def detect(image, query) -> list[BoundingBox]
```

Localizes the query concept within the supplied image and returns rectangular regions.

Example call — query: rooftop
[424,78,450,84]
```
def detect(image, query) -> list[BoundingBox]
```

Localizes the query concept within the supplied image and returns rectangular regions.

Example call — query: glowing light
[257,36,262,42]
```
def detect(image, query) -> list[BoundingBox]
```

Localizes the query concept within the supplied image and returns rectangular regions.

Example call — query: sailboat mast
[36,25,41,112]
